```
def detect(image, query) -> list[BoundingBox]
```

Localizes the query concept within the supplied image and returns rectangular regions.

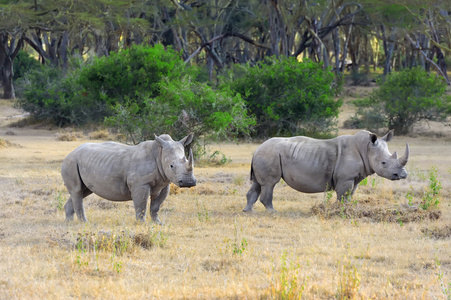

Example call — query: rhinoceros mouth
[391,173,407,180]
[178,180,197,188]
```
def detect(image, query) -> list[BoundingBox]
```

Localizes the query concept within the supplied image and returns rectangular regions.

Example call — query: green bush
[105,75,255,155]
[353,68,451,134]
[13,50,41,80]
[16,45,192,126]
[16,64,98,126]
[224,57,342,137]
[77,44,190,109]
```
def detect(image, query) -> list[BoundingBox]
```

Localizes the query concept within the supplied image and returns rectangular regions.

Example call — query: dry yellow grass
[0,96,450,299]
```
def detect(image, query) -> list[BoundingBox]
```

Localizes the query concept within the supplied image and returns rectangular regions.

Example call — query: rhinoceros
[61,134,196,224]
[243,130,409,212]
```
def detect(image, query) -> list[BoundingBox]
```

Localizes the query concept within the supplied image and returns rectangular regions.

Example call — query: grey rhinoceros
[61,134,196,224]
[243,130,409,212]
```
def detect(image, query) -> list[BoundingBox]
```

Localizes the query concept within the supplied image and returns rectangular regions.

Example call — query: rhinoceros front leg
[131,185,150,222]
[335,180,356,202]
[243,181,261,212]
[150,185,170,225]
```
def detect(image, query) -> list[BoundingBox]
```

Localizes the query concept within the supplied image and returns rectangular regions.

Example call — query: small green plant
[232,222,248,256]
[421,166,442,210]
[220,220,248,256]
[405,189,414,207]
[270,251,306,299]
[324,189,334,204]
[196,199,210,222]
[371,178,377,188]
[396,209,404,227]
[75,237,89,268]
[360,177,368,186]
[54,190,66,211]
[435,258,451,299]
[336,258,361,299]
[209,150,231,165]
[233,174,246,186]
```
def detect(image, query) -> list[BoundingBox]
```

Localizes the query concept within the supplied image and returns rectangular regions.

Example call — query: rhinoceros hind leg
[150,185,169,225]
[64,197,75,221]
[65,187,92,221]
[260,184,277,212]
[244,181,261,212]
[70,192,88,222]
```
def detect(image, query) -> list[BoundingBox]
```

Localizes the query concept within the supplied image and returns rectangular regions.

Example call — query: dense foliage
[13,50,41,80]
[105,76,255,153]
[226,57,342,137]
[16,64,89,126]
[352,68,451,134]
[17,44,255,151]
[77,44,190,108]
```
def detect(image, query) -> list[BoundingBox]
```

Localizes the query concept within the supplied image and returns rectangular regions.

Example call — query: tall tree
[0,0,28,98]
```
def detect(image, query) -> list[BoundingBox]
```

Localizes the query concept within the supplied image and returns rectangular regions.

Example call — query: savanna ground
[0,86,451,299]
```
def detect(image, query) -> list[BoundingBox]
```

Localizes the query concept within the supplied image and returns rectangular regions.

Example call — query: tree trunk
[332,28,341,75]
[0,33,23,99]
[1,59,15,99]
[434,46,450,84]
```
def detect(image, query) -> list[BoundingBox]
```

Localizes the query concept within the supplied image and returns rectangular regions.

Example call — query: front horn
[187,148,194,170]
[399,143,410,166]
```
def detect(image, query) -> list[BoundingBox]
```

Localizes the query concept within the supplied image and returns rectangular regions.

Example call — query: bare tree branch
[406,34,450,85]
[184,32,271,64]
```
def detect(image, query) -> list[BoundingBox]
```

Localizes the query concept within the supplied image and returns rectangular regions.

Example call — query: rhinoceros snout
[178,178,197,188]
[391,170,408,180]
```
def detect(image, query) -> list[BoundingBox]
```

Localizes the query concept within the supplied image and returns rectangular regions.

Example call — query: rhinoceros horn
[399,143,409,167]
[187,148,194,171]
[390,151,398,159]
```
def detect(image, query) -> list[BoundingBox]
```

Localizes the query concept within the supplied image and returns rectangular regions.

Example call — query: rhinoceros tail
[250,158,254,181]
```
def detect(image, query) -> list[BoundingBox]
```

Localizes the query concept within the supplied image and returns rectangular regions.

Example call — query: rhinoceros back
[61,142,137,201]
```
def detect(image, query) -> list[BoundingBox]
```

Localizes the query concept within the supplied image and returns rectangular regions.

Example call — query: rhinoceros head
[367,130,409,181]
[155,134,197,188]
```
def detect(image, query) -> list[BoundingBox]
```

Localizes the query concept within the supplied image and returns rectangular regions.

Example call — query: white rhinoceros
[244,130,409,212]
[61,134,196,224]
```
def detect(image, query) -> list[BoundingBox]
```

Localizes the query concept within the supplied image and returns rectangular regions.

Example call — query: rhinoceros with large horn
[243,130,409,212]
[61,134,196,224]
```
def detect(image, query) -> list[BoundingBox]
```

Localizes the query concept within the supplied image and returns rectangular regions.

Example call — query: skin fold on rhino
[61,134,196,224]
[243,130,409,212]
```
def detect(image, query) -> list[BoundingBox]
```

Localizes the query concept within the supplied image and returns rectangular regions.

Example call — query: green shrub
[77,44,190,109]
[16,45,192,126]
[105,75,255,155]
[16,64,99,126]
[224,57,342,137]
[13,50,41,80]
[421,166,442,210]
[352,68,451,134]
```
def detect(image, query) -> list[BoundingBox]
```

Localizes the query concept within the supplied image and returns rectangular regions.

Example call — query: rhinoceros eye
[381,161,386,165]
[170,164,174,169]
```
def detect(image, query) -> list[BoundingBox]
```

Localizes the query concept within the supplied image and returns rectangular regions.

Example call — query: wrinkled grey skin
[62,134,196,224]
[244,130,409,212]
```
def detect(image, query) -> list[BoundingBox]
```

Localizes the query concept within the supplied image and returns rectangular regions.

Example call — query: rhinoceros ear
[154,134,170,148]
[179,133,194,147]
[369,133,378,144]
[381,130,394,142]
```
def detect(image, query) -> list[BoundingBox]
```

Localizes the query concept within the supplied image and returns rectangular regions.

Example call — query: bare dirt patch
[421,225,451,240]
[311,200,441,223]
